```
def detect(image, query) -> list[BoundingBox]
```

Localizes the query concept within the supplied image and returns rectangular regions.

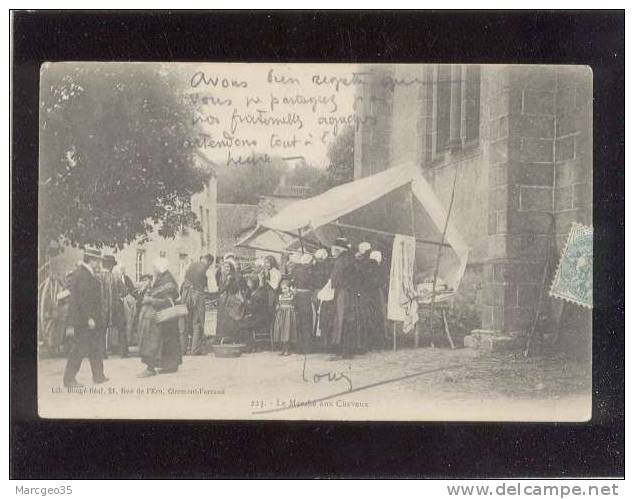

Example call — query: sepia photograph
[36,61,593,421]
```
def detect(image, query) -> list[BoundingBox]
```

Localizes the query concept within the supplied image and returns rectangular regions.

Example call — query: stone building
[354,64,592,350]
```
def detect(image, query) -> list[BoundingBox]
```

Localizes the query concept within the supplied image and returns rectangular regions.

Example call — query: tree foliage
[39,62,210,251]
[216,158,327,204]
[325,125,355,188]
[216,158,286,205]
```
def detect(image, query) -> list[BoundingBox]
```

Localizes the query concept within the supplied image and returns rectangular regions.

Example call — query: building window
[159,250,167,258]
[433,64,481,156]
[206,208,211,250]
[464,65,481,143]
[135,249,145,283]
[199,205,205,248]
[436,65,452,152]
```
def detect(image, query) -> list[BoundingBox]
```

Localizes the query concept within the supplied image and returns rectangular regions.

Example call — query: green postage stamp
[550,223,593,309]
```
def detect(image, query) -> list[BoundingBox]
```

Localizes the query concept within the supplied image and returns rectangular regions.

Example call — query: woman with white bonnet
[357,241,371,257]
[367,250,389,349]
[138,257,182,377]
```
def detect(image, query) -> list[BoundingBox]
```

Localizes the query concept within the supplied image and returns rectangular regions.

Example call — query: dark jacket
[68,264,102,330]
[331,251,355,291]
[183,261,209,292]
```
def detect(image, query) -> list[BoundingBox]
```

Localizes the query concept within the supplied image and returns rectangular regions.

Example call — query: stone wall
[353,64,592,349]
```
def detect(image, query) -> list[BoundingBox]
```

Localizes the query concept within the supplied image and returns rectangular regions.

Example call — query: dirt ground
[37,342,591,422]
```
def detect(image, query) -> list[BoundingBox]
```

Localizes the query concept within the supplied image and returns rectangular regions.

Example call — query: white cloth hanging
[387,234,419,333]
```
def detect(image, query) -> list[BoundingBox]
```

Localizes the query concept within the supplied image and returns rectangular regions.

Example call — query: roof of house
[272,184,313,198]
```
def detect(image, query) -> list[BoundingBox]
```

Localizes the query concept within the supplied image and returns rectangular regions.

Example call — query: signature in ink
[302,355,353,392]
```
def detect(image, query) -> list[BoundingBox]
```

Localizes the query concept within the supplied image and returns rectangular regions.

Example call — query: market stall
[236,163,470,347]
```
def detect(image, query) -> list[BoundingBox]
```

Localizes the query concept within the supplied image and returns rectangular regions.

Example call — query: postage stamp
[550,223,593,308]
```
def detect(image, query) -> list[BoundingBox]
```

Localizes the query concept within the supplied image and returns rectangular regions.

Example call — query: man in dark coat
[63,247,108,387]
[329,237,360,360]
[312,248,334,351]
[354,242,373,354]
[180,254,214,355]
[100,254,127,357]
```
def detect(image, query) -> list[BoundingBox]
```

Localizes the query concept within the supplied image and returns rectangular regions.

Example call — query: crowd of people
[50,235,390,387]
[59,247,197,387]
[213,237,389,360]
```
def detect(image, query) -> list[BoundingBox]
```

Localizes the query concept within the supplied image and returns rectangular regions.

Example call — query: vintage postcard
[37,62,592,421]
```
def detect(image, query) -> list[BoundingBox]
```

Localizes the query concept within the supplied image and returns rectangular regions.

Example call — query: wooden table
[416,293,456,348]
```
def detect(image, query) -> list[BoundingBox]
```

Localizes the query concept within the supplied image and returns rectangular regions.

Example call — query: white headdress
[369,251,382,263]
[314,248,328,260]
[152,257,169,274]
[358,242,371,254]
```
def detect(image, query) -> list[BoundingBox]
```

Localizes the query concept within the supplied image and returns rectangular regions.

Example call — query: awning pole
[331,221,452,248]
[408,187,421,349]
[297,228,305,254]
[429,165,460,348]
[236,244,286,255]
[393,322,397,352]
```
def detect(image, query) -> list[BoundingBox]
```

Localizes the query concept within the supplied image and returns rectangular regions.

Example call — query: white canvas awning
[236,163,470,291]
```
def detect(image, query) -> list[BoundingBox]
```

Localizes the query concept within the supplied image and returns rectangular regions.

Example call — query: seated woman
[138,258,182,377]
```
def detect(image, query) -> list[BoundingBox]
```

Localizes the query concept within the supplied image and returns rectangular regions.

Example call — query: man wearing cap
[181,253,214,355]
[329,237,361,360]
[63,247,108,387]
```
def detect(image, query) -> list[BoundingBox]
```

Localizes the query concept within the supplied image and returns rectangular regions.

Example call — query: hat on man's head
[333,237,351,251]
[83,247,102,261]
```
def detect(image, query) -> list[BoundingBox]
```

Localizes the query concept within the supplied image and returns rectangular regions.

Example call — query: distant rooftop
[272,184,313,198]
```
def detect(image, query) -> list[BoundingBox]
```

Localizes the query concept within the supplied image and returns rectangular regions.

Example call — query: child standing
[272,279,297,356]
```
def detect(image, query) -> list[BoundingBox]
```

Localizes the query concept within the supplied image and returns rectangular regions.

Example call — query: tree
[39,62,209,254]
[216,157,327,204]
[324,125,355,188]
[285,161,327,193]
[216,157,286,205]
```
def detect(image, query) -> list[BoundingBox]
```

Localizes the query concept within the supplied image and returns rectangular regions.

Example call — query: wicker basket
[156,298,188,324]
[212,337,245,358]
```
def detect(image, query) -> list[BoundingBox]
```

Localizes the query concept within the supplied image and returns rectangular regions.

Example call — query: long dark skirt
[313,292,335,350]
[216,296,243,340]
[139,315,182,371]
[294,290,313,353]
[370,289,389,347]
[356,291,375,352]
[331,289,361,354]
